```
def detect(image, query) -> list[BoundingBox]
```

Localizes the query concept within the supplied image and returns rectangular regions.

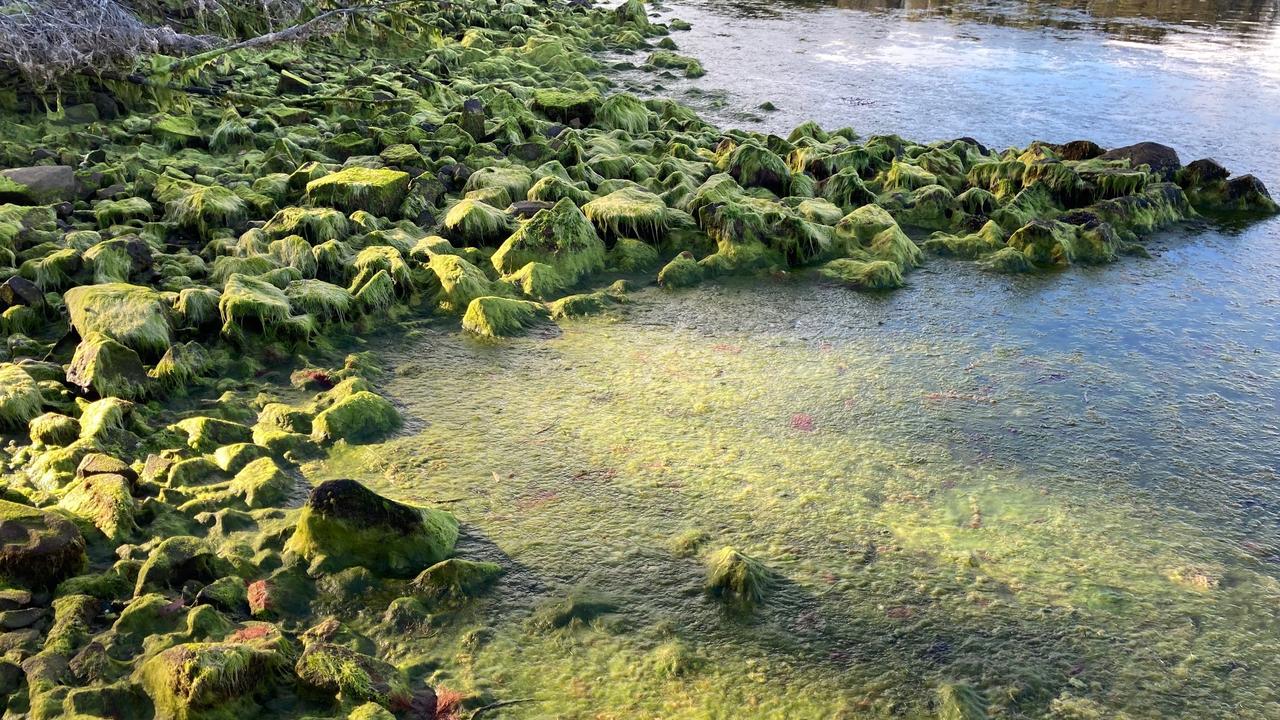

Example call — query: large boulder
[0,166,78,204]
[284,479,458,577]
[0,499,87,588]
[1098,142,1181,180]
[135,625,293,720]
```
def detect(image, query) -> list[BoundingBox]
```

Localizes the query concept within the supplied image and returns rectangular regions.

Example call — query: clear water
[312,2,1280,717]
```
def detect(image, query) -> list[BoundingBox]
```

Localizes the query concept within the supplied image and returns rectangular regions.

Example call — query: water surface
[316,3,1280,717]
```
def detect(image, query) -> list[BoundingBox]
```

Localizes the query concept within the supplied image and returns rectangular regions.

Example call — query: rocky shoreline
[1,0,1277,718]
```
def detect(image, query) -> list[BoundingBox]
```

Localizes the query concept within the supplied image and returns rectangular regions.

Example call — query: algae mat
[314,226,1280,719]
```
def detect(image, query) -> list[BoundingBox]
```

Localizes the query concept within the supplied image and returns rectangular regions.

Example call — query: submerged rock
[704,546,771,606]
[284,479,458,577]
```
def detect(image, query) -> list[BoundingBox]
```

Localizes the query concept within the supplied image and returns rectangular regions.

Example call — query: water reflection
[691,0,1280,43]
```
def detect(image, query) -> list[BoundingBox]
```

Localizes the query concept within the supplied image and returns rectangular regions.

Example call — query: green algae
[461,295,550,338]
[306,168,410,218]
[310,391,400,445]
[64,283,173,357]
[284,480,458,577]
[491,197,605,288]
[0,1,1274,717]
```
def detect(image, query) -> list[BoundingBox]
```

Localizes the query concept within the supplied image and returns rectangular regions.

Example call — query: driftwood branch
[469,698,539,720]
[165,0,426,73]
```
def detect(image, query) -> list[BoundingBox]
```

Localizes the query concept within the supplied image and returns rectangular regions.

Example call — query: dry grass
[0,0,305,88]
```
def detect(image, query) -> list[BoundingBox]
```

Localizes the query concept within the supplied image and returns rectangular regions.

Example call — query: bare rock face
[1099,142,1182,180]
[0,165,79,204]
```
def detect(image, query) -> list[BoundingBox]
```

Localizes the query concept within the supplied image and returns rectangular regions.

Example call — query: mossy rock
[135,627,293,720]
[530,89,600,125]
[583,186,672,242]
[0,499,87,588]
[295,642,412,709]
[409,558,503,604]
[66,332,150,400]
[57,473,138,545]
[704,546,771,606]
[134,536,236,595]
[492,197,605,287]
[306,168,410,217]
[310,391,399,444]
[461,296,550,338]
[263,206,350,244]
[172,417,253,453]
[983,245,1033,274]
[441,198,513,246]
[29,412,81,446]
[818,258,904,290]
[657,251,703,289]
[284,479,458,577]
[0,363,42,429]
[64,283,173,357]
[646,50,705,78]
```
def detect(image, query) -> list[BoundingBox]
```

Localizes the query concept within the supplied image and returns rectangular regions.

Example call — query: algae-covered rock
[936,682,989,720]
[583,186,673,242]
[818,258,904,290]
[442,198,513,246]
[136,627,293,720]
[294,642,412,709]
[29,412,81,446]
[531,88,599,125]
[657,251,704,289]
[58,473,137,544]
[263,206,350,244]
[607,237,660,272]
[0,363,42,429]
[410,558,503,604]
[492,197,606,287]
[166,185,248,238]
[310,391,399,444]
[461,296,550,338]
[646,50,705,78]
[66,331,150,399]
[0,499,87,588]
[306,167,411,217]
[172,416,253,453]
[284,479,458,577]
[134,536,236,595]
[64,283,173,356]
[985,246,1034,274]
[704,546,771,605]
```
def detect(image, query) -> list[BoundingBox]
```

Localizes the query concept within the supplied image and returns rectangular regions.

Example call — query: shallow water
[311,2,1280,717]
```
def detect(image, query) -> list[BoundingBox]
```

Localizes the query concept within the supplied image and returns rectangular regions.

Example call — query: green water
[310,225,1280,718]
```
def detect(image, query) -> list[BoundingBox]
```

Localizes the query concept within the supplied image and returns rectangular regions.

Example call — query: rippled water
[313,2,1280,717]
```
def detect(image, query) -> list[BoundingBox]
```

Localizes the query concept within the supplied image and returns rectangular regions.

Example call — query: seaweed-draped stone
[284,479,458,577]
